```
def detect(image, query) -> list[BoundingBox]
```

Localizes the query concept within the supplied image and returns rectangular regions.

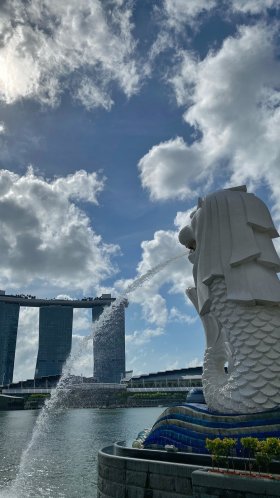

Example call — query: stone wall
[98,446,198,498]
[97,445,280,498]
[192,470,280,498]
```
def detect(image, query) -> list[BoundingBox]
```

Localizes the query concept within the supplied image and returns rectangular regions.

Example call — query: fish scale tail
[203,278,280,414]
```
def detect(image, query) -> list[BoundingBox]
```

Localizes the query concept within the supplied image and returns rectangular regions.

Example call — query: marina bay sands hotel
[0,291,127,386]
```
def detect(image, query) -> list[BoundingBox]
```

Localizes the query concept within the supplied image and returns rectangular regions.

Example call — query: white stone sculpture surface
[179,186,280,414]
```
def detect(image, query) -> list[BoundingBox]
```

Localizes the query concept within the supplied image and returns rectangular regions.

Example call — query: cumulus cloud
[114,222,193,331]
[0,167,119,291]
[138,137,203,201]
[135,230,192,296]
[126,327,164,346]
[174,208,195,230]
[137,23,280,331]
[52,169,105,204]
[139,23,280,226]
[180,24,280,189]
[0,0,140,109]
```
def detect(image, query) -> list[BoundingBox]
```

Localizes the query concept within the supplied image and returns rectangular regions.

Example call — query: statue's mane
[194,187,280,314]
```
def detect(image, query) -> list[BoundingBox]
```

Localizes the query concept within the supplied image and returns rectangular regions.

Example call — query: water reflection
[0,407,163,497]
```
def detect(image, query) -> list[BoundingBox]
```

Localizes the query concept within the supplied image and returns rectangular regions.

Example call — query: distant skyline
[0,0,279,381]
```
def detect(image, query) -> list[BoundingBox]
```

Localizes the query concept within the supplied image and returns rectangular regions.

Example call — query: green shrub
[223,438,236,470]
[240,437,259,473]
[255,438,280,474]
[29,394,50,399]
[263,438,280,460]
[207,436,280,475]
[206,438,236,470]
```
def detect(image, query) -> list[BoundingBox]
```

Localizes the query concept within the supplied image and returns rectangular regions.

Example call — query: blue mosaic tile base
[143,404,280,455]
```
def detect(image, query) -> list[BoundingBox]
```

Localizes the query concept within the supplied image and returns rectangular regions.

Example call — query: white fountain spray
[1,253,185,497]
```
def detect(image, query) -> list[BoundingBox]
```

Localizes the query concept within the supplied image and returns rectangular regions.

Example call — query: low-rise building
[123,367,202,389]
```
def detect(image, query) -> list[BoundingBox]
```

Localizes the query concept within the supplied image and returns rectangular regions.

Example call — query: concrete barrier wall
[114,442,213,466]
[192,469,280,498]
[98,446,199,498]
[98,445,280,498]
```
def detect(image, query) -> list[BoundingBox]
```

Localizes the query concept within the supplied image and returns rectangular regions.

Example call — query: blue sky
[0,0,280,381]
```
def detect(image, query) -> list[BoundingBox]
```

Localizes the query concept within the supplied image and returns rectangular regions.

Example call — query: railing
[0,295,115,308]
[2,383,126,394]
[127,387,190,392]
[2,384,200,395]
[2,388,52,394]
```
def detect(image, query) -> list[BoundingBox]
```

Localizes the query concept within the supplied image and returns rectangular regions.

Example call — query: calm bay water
[0,407,164,498]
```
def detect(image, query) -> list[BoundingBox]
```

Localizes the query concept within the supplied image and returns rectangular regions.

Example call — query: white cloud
[169,307,197,324]
[169,53,198,107]
[166,360,179,370]
[174,208,195,230]
[137,23,280,331]
[114,223,193,330]
[56,294,72,301]
[180,24,280,189]
[162,0,279,28]
[161,0,278,34]
[74,78,114,111]
[70,334,93,378]
[138,136,202,201]
[13,307,39,382]
[163,0,217,30]
[52,169,105,204]
[142,1,218,73]
[0,167,119,291]
[73,308,92,335]
[13,307,93,382]
[126,327,164,346]
[139,23,280,227]
[187,357,202,368]
[0,0,140,109]
[140,293,168,328]
[148,32,173,66]
[232,0,279,13]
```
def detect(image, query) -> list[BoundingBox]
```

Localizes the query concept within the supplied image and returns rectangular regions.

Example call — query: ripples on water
[0,407,164,497]
[0,254,184,497]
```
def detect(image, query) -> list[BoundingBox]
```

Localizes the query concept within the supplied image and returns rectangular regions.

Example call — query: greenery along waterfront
[18,391,185,410]
[206,437,280,476]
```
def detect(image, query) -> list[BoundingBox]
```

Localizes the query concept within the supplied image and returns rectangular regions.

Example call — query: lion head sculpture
[179,185,280,315]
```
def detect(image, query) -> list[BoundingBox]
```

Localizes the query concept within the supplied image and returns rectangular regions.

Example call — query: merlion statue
[179,185,280,414]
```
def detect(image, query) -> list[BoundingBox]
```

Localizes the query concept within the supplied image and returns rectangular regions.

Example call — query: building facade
[35,306,73,378]
[93,300,126,383]
[125,367,203,389]
[0,291,126,384]
[0,302,20,385]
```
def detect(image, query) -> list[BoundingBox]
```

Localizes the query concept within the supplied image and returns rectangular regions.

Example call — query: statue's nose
[178,226,195,248]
